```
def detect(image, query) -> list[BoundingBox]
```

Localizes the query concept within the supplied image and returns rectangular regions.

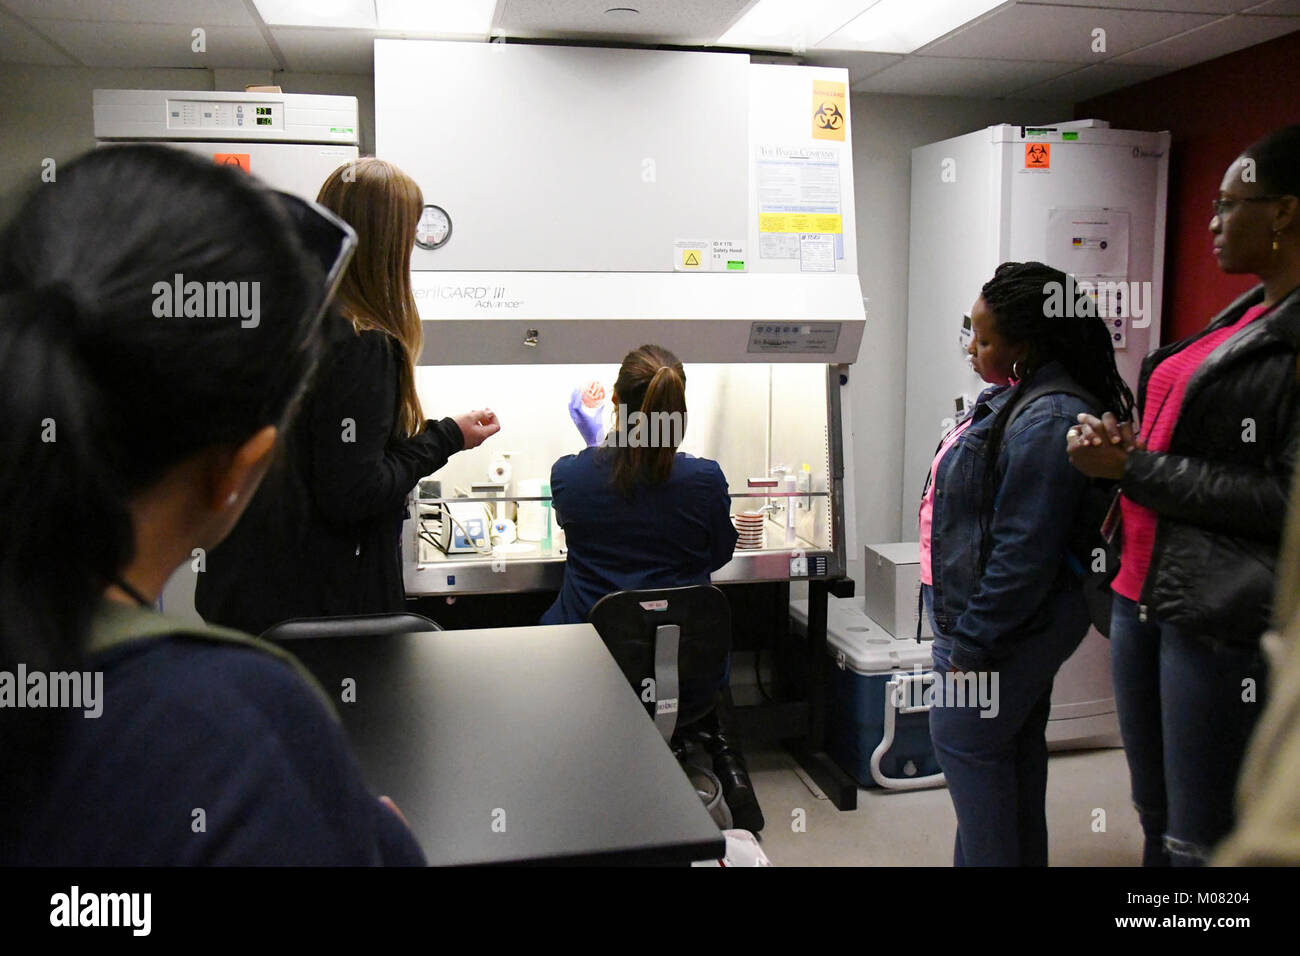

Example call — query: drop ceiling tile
[1243,0,1300,14]
[494,0,753,45]
[919,5,1221,62]
[2,0,258,27]
[1113,14,1300,65]
[1011,61,1172,101]
[1020,0,1256,11]
[0,7,77,65]
[27,20,278,69]
[803,51,905,86]
[851,56,1077,98]
[271,27,377,74]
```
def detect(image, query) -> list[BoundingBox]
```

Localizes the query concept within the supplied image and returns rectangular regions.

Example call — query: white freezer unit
[903,121,1169,511]
[93,89,360,202]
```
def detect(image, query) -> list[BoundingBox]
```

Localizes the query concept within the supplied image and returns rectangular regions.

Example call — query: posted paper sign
[1045,208,1131,278]
[799,234,835,273]
[757,145,843,261]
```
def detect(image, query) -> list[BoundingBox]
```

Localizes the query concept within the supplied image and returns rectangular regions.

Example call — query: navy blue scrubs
[541,447,737,626]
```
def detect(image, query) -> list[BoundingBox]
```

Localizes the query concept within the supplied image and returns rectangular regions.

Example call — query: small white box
[864,542,933,639]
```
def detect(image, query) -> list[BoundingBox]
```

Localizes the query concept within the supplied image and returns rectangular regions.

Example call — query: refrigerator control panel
[167,99,283,132]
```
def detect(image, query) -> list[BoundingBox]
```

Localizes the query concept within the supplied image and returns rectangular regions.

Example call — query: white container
[864,542,933,639]
[516,478,545,542]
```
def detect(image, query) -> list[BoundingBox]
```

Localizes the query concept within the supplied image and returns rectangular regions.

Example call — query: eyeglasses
[1211,195,1285,218]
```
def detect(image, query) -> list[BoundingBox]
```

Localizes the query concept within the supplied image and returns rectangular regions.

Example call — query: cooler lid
[790,597,934,675]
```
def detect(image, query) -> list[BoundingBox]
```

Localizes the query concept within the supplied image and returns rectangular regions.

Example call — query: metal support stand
[783,576,858,811]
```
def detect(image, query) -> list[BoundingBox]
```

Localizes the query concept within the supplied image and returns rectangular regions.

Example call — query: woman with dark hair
[541,345,762,830]
[543,345,735,624]
[920,260,1134,866]
[1069,124,1300,866]
[0,145,424,864]
[196,158,499,635]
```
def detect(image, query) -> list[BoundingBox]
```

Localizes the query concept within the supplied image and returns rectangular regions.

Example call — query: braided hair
[975,261,1135,566]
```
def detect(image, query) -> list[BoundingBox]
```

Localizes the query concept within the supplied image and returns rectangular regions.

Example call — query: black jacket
[1121,283,1300,649]
[196,315,463,636]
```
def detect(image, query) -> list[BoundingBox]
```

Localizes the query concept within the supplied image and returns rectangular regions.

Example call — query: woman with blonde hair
[198,158,499,635]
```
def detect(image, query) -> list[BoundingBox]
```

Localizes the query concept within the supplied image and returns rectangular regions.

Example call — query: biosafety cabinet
[373,40,865,597]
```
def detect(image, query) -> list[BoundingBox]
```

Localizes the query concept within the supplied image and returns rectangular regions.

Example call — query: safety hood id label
[747,323,841,354]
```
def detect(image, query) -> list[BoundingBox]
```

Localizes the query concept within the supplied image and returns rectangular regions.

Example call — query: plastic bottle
[541,481,553,553]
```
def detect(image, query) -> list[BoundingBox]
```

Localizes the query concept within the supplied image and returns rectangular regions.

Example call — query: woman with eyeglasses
[196,159,499,636]
[1068,125,1300,866]
[0,145,426,863]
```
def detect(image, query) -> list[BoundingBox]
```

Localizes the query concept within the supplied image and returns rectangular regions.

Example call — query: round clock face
[415,204,451,250]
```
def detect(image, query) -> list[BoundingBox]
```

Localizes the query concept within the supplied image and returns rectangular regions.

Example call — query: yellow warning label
[681,248,703,268]
[812,80,846,142]
[759,213,842,234]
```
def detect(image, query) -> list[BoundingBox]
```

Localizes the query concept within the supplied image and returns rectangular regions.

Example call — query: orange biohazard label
[1024,143,1051,169]
[812,80,847,142]
[214,153,251,172]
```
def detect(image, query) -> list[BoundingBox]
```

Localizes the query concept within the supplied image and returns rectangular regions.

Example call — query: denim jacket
[927,361,1093,670]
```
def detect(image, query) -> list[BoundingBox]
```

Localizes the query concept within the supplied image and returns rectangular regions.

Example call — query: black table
[284,623,727,866]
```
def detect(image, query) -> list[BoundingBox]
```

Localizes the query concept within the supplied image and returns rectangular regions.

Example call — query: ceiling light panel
[716,0,878,51]
[252,0,377,29]
[375,0,497,37]
[821,0,1008,53]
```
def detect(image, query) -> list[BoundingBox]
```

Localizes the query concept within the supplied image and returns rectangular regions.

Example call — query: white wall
[0,65,375,224]
[842,93,1072,597]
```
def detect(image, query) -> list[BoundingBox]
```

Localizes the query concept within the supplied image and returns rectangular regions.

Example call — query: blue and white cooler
[790,596,945,791]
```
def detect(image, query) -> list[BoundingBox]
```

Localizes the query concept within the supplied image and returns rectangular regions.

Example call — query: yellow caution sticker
[759,212,842,234]
[812,80,846,142]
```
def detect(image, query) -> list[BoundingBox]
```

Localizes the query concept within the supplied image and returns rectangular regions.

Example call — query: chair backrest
[259,611,442,643]
[588,585,731,738]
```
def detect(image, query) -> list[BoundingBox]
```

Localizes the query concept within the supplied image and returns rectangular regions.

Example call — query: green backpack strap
[87,602,339,722]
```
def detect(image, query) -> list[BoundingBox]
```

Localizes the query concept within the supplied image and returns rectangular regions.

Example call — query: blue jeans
[1109,594,1267,866]
[923,584,1089,866]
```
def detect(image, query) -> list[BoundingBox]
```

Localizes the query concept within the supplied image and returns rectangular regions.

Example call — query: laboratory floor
[741,742,1145,866]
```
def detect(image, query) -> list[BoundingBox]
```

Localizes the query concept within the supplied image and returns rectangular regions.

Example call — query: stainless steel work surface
[283,624,726,866]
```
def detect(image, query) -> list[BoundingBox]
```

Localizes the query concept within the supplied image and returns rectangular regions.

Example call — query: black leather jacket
[1121,284,1300,649]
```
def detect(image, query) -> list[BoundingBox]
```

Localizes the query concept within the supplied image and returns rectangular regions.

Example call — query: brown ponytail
[607,344,688,498]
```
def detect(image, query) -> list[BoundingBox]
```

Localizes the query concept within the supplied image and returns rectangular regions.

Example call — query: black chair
[259,611,442,643]
[589,586,730,738]
[589,586,763,832]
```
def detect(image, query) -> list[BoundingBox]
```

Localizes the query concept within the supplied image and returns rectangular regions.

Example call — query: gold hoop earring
[1274,232,1282,252]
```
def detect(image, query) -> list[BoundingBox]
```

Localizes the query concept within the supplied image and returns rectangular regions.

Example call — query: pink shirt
[1112,302,1272,602]
[919,417,973,585]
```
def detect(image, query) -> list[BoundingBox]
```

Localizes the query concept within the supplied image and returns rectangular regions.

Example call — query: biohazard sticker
[213,153,251,172]
[812,80,846,142]
[1025,143,1051,170]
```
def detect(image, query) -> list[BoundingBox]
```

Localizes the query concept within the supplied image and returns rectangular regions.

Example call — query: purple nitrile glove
[568,385,607,447]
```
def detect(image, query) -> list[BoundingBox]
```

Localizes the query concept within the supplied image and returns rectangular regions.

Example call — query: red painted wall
[1078,29,1300,344]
